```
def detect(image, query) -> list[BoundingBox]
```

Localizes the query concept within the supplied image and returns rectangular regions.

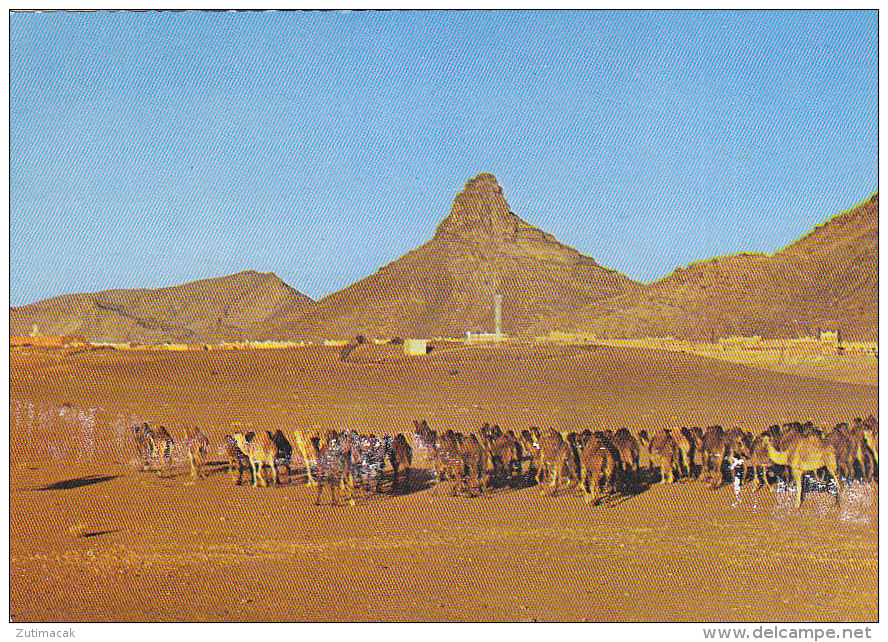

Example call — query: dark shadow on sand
[36,475,120,491]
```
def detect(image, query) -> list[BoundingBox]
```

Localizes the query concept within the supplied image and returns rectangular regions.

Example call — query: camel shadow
[346,469,436,503]
[36,475,120,491]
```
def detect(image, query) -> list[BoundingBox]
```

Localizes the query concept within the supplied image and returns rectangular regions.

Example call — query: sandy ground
[8,343,878,622]
[592,339,878,388]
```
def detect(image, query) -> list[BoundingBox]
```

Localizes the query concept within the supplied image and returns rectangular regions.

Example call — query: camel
[861,418,878,468]
[432,430,465,496]
[610,428,640,474]
[735,431,778,490]
[519,428,543,482]
[576,432,618,505]
[146,425,175,475]
[849,418,877,480]
[680,427,704,478]
[700,425,740,488]
[534,427,578,496]
[334,430,364,501]
[458,433,488,497]
[668,428,691,479]
[182,426,210,478]
[341,431,388,496]
[823,425,856,481]
[389,433,413,494]
[413,419,437,456]
[233,432,279,488]
[225,434,253,485]
[313,433,352,506]
[641,430,680,484]
[133,423,154,470]
[292,428,319,486]
[268,429,293,484]
[133,423,173,472]
[761,434,841,508]
[483,429,523,487]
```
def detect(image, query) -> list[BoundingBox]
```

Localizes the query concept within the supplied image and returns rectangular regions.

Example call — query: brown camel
[292,428,320,486]
[576,432,618,505]
[225,433,253,485]
[761,434,841,508]
[534,427,577,496]
[483,429,523,487]
[148,425,175,475]
[389,433,413,494]
[642,430,680,484]
[183,426,210,478]
[610,428,640,474]
[233,432,279,488]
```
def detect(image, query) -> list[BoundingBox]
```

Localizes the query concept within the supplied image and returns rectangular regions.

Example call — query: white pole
[494,294,502,337]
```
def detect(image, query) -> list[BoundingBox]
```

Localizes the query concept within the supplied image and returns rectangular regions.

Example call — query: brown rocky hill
[531,192,878,341]
[9,271,314,344]
[278,173,639,339]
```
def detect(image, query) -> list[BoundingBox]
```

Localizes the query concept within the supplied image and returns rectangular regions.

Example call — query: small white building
[404,339,428,356]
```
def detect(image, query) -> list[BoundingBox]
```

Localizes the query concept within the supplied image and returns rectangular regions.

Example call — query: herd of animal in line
[132,414,879,509]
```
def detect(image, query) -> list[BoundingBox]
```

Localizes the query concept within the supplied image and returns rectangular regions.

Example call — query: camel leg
[793,469,804,508]
[829,464,842,506]
[710,455,722,489]
[307,462,318,486]
[549,465,560,496]
[587,470,597,503]
[259,462,269,487]
[315,480,323,505]
[581,468,591,504]
[861,450,872,482]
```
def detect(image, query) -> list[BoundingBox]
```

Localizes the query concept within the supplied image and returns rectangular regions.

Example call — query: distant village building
[404,339,428,356]
[10,324,87,348]
[718,335,762,349]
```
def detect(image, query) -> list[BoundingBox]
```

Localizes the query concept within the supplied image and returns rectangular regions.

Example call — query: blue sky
[10,10,878,306]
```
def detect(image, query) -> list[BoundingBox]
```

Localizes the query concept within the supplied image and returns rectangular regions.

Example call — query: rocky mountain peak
[434,173,531,242]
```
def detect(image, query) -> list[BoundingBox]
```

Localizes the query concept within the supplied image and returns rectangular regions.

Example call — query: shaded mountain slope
[531,193,878,341]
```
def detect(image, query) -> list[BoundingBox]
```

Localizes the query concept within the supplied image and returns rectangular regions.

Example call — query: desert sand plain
[8,342,878,622]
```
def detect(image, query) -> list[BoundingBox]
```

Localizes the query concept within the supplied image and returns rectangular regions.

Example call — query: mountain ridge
[529,191,878,341]
[10,181,877,344]
[10,270,315,343]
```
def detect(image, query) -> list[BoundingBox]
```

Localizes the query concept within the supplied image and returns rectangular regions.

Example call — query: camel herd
[131,414,878,509]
